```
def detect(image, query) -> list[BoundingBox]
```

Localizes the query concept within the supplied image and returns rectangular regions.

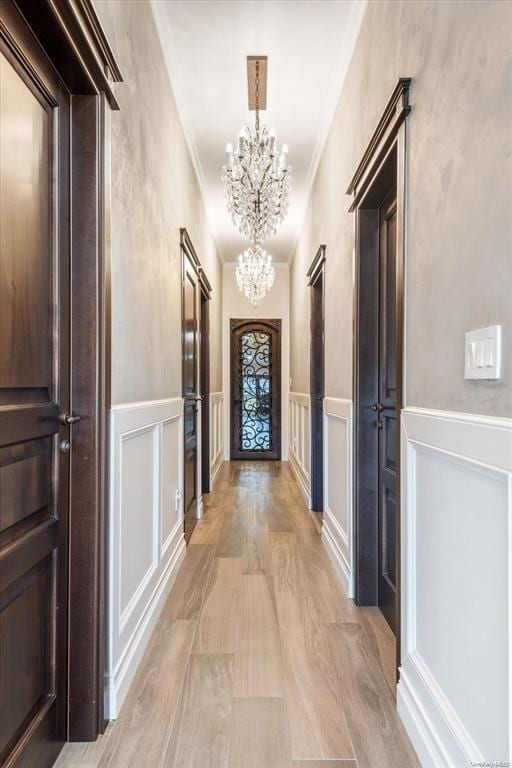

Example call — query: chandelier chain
[255,59,260,137]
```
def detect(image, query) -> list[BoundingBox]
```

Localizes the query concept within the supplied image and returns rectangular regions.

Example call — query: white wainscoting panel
[210,392,224,488]
[398,406,512,767]
[108,398,186,718]
[289,392,311,505]
[322,398,354,598]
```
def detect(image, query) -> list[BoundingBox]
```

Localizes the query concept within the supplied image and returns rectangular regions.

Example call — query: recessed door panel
[0,54,51,404]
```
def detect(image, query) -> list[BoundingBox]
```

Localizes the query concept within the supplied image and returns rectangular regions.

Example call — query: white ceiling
[151,0,366,262]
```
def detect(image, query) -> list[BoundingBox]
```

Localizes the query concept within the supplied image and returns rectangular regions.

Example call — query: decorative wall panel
[108,398,185,717]
[398,407,512,767]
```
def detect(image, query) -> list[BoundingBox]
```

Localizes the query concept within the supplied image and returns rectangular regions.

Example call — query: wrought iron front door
[230,319,281,460]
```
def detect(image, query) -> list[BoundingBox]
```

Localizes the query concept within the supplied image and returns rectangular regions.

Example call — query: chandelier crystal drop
[236,245,275,307]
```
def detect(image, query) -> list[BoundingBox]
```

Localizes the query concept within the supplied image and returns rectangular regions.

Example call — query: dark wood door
[230,319,281,461]
[200,292,210,494]
[0,10,70,767]
[309,248,325,513]
[377,192,398,632]
[182,251,200,542]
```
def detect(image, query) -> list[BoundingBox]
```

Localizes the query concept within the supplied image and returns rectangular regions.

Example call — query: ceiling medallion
[222,56,292,305]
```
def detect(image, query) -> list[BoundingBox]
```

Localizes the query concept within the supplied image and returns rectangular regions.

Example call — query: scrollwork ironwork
[239,331,272,451]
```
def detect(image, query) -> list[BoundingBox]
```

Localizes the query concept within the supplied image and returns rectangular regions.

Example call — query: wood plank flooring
[55,461,418,768]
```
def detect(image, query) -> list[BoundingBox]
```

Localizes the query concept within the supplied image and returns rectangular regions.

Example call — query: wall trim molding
[398,406,512,766]
[290,454,311,507]
[108,524,185,718]
[108,397,185,718]
[322,506,353,596]
[111,396,184,413]
[289,391,311,506]
[289,391,310,404]
[322,398,354,598]
[346,77,411,209]
[323,396,352,419]
[210,391,224,489]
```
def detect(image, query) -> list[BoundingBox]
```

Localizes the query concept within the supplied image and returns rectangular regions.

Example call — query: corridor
[55,462,418,768]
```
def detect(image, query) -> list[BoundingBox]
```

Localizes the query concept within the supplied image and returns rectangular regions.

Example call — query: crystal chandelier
[236,245,275,307]
[222,58,292,246]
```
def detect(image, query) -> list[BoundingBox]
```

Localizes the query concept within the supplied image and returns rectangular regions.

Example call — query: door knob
[60,412,82,425]
[59,439,71,454]
[370,403,383,412]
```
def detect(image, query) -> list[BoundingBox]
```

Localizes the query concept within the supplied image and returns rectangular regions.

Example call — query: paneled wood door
[230,320,281,461]
[182,234,200,543]
[307,246,326,513]
[351,81,409,670]
[377,191,398,632]
[0,15,71,768]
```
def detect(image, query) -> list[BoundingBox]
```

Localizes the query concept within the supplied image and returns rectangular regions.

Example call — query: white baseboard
[397,650,484,768]
[210,454,223,489]
[323,398,353,599]
[322,506,354,598]
[289,453,311,507]
[210,392,224,490]
[108,526,185,717]
[289,392,311,506]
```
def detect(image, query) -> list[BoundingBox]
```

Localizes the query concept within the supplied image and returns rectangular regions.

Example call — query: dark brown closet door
[230,319,281,461]
[310,265,325,512]
[0,8,70,767]
[182,251,200,542]
[377,192,398,632]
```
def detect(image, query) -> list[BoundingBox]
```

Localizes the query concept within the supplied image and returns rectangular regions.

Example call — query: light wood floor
[55,461,419,768]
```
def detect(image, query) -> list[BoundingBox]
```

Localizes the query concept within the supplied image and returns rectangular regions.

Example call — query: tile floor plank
[233,574,284,697]
[97,620,195,768]
[270,532,309,598]
[325,622,420,768]
[162,544,214,621]
[194,558,242,653]
[164,653,234,768]
[229,697,291,767]
[277,596,355,761]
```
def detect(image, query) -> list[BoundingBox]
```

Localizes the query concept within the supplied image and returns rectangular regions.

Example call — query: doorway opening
[348,79,410,672]
[181,229,211,543]
[307,245,326,513]
[230,319,281,460]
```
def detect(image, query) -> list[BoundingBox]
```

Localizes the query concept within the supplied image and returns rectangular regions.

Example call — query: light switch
[464,326,501,380]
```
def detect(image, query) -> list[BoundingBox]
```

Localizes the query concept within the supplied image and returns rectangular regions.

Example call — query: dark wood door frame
[180,228,212,524]
[347,78,411,674]
[230,319,281,461]
[0,0,122,749]
[307,245,326,513]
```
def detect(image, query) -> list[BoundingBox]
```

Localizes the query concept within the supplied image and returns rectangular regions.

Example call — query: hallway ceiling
[151,0,366,263]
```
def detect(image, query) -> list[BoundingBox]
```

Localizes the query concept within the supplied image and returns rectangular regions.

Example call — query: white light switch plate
[464,325,501,380]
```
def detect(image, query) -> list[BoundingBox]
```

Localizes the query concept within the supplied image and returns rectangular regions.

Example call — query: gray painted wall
[94,0,222,404]
[290,0,512,417]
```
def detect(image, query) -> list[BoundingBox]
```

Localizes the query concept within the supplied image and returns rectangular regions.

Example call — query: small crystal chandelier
[222,58,292,246]
[236,245,275,306]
